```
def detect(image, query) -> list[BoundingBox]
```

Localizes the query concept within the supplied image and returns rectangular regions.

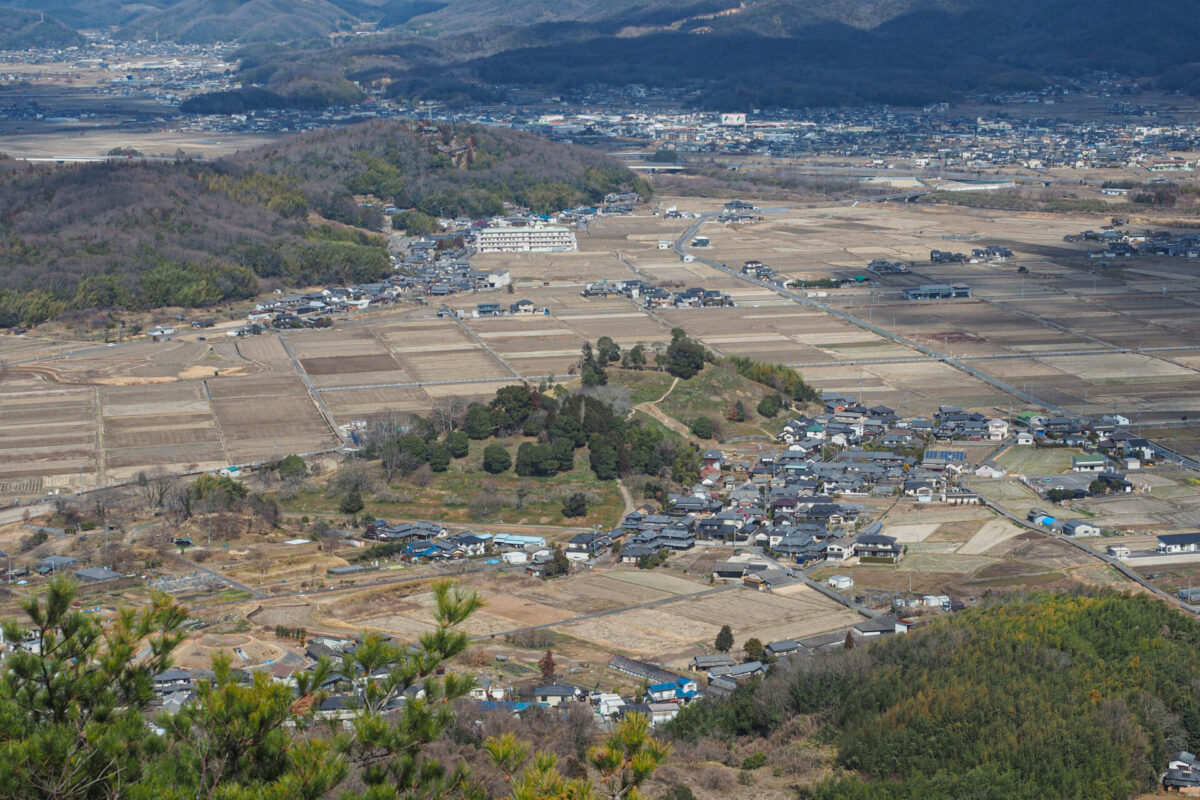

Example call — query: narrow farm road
[630,377,693,438]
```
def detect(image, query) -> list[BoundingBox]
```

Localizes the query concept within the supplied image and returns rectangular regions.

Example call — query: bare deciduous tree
[330,459,376,497]
[431,396,465,433]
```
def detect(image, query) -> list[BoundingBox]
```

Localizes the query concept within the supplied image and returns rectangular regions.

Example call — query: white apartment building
[475,225,577,254]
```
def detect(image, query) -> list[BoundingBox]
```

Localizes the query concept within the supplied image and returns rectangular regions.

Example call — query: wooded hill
[0,6,83,48]
[233,120,648,218]
[666,591,1200,800]
[0,121,643,327]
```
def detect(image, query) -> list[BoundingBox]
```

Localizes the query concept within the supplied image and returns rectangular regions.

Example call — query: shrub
[689,416,715,439]
[339,488,364,514]
[562,492,588,518]
[742,752,768,770]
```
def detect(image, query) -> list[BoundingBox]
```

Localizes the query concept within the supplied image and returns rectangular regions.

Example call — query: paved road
[173,553,265,600]
[784,345,1200,370]
[745,545,879,619]
[0,502,53,526]
[276,511,598,535]
[965,481,1199,614]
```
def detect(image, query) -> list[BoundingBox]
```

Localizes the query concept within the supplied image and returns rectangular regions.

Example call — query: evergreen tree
[488,385,535,432]
[622,343,647,370]
[562,492,588,517]
[333,581,483,799]
[757,394,779,418]
[743,637,765,662]
[446,430,471,458]
[340,487,364,514]
[428,444,450,472]
[140,655,344,800]
[487,712,670,800]
[715,624,734,653]
[277,454,308,480]
[589,444,619,480]
[580,342,608,386]
[482,443,512,474]
[0,578,187,800]
[595,336,621,365]
[663,328,707,379]
[689,416,715,439]
[464,403,494,439]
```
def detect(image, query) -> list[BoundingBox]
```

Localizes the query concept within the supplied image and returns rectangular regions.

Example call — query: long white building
[475,225,577,254]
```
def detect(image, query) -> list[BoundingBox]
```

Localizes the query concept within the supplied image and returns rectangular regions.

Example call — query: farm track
[91,387,105,484]
[201,379,233,466]
[199,558,532,609]
[450,316,521,378]
[276,333,348,446]
[174,552,264,600]
[616,479,636,516]
[630,377,693,439]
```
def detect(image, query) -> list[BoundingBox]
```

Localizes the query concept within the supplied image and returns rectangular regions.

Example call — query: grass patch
[615,363,791,439]
[993,447,1079,475]
[613,369,675,405]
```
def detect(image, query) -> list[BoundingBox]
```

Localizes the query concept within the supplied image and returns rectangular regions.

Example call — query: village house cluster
[1067,227,1200,261]
[581,279,733,309]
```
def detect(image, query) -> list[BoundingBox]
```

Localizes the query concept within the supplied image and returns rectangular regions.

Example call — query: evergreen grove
[0,577,670,800]
[665,591,1200,800]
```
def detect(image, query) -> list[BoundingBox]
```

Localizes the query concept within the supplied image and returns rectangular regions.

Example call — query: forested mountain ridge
[0,121,643,327]
[455,0,1200,108]
[16,0,1200,108]
[115,0,358,44]
[667,591,1200,800]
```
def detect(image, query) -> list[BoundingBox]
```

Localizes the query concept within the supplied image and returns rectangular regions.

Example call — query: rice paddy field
[9,196,1200,499]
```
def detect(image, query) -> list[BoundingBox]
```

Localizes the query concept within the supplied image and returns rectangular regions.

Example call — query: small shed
[74,567,122,583]
[827,574,854,590]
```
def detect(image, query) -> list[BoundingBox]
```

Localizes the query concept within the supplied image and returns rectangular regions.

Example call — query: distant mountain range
[447,0,1200,108]
[10,0,1200,109]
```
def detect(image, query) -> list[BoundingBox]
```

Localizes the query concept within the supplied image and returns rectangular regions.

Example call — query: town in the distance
[6,2,1200,799]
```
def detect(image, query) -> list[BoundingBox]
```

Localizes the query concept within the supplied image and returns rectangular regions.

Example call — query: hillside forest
[667,590,1200,800]
[0,121,644,328]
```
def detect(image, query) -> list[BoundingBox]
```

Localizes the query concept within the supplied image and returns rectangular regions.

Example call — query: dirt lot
[302,563,852,666]
[556,584,858,662]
